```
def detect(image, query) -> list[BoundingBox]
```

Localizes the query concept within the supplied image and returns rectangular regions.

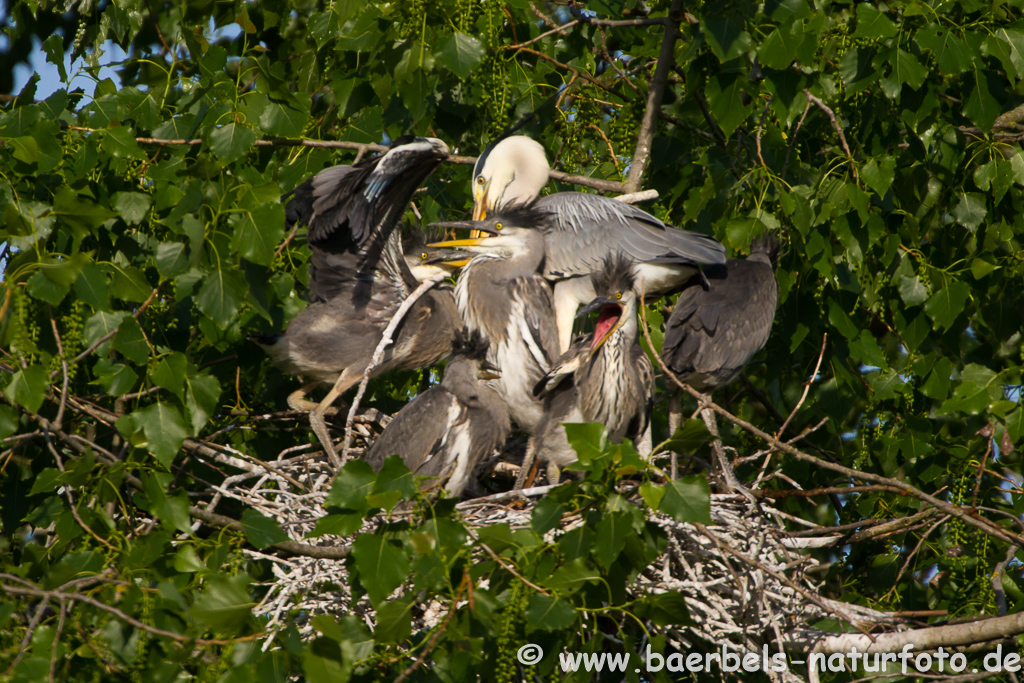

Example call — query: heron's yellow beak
[440,258,470,269]
[472,199,487,221]
[427,238,487,248]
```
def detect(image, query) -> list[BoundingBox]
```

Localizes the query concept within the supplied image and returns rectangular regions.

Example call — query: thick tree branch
[624,0,684,192]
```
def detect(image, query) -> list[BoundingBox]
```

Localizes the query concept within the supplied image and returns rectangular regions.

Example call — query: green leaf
[544,558,601,594]
[964,68,1000,131]
[351,535,410,606]
[259,103,307,138]
[102,126,146,159]
[706,73,750,137]
[592,511,631,569]
[374,597,413,643]
[371,455,416,508]
[84,310,127,355]
[325,460,377,512]
[635,590,690,627]
[109,265,151,303]
[8,136,39,164]
[563,422,607,465]
[233,203,285,266]
[27,270,68,306]
[240,509,289,549]
[524,594,576,630]
[952,193,986,233]
[938,363,1001,415]
[531,497,564,536]
[42,35,68,81]
[879,49,927,98]
[924,281,970,330]
[184,372,220,432]
[91,358,138,396]
[659,476,712,524]
[190,576,252,632]
[140,473,193,533]
[854,4,897,40]
[132,402,188,467]
[3,365,48,413]
[155,242,189,278]
[112,191,152,225]
[916,26,974,76]
[897,273,929,307]
[196,268,248,327]
[74,262,110,310]
[702,16,752,63]
[435,32,484,79]
[150,353,188,400]
[662,419,712,452]
[112,316,150,365]
[208,123,257,163]
[860,157,896,197]
[639,482,665,510]
[310,512,364,538]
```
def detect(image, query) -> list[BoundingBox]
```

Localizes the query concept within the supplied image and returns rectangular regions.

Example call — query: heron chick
[661,233,780,391]
[532,255,654,484]
[365,331,510,497]
[472,135,727,351]
[254,137,460,463]
[428,204,560,436]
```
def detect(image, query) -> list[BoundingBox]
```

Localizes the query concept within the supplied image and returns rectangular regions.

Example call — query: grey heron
[660,233,779,489]
[427,204,560,436]
[364,331,510,497]
[531,255,654,484]
[471,135,727,350]
[661,233,779,391]
[254,136,461,462]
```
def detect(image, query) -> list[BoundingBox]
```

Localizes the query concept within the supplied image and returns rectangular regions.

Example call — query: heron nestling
[531,255,655,485]
[364,331,509,497]
[471,135,727,351]
[428,204,560,437]
[254,136,461,463]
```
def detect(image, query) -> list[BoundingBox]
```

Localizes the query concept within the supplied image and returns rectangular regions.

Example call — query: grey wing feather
[533,337,587,396]
[537,193,726,280]
[511,276,560,369]
[365,388,457,476]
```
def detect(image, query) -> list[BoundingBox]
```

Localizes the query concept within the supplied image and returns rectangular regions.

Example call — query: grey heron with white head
[472,135,727,351]
[254,136,461,462]
[364,331,510,497]
[531,255,655,484]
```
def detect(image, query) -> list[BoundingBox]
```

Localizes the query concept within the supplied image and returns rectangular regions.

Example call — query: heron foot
[513,437,538,490]
[546,462,561,486]
[310,409,341,469]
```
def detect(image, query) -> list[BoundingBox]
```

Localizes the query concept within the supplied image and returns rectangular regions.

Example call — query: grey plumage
[365,332,510,496]
[432,205,561,433]
[471,135,727,350]
[661,234,780,391]
[254,137,459,461]
[533,255,655,478]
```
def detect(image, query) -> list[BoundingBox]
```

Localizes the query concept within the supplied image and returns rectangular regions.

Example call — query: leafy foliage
[1,0,1023,679]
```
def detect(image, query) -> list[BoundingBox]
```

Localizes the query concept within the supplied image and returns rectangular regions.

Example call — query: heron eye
[421,252,428,260]
[615,292,622,300]
[495,222,503,231]
[476,176,485,185]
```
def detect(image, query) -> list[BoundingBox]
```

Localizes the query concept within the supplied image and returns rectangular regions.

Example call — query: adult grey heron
[254,136,460,462]
[661,234,780,390]
[471,135,727,350]
[427,204,560,436]
[530,255,654,484]
[364,331,510,497]
[660,233,779,489]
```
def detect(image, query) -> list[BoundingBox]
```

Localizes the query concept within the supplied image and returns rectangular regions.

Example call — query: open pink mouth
[592,304,622,350]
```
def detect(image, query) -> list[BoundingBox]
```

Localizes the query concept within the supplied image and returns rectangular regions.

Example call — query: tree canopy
[1,0,1023,680]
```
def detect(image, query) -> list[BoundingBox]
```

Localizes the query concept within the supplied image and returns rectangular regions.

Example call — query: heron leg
[636,422,653,460]
[668,392,682,479]
[310,368,359,469]
[700,405,758,506]
[288,382,323,412]
[546,462,562,486]
[513,437,538,490]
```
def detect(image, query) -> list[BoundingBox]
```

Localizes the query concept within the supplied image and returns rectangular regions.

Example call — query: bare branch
[624,0,684,193]
[338,272,449,464]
